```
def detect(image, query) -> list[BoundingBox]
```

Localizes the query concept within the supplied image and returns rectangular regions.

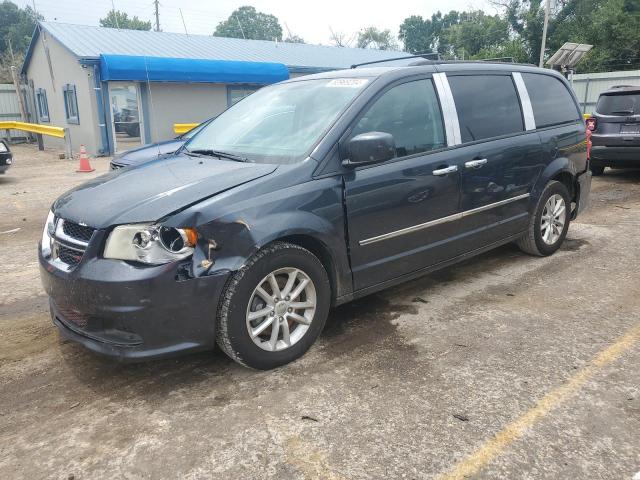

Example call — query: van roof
[283,62,565,83]
[601,85,640,95]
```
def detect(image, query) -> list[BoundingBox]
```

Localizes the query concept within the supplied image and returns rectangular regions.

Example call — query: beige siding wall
[146,83,228,142]
[25,32,102,155]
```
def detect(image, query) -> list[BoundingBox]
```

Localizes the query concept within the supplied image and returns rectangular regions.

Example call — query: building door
[109,82,144,153]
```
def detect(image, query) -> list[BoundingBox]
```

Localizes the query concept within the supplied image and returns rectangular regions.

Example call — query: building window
[63,84,79,124]
[36,88,49,123]
[227,85,260,107]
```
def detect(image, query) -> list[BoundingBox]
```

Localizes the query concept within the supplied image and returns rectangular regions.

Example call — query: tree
[547,0,640,72]
[284,34,305,44]
[398,11,463,55]
[442,11,509,58]
[0,1,40,56]
[99,9,152,30]
[356,27,399,50]
[329,28,353,47]
[0,1,41,82]
[214,6,283,41]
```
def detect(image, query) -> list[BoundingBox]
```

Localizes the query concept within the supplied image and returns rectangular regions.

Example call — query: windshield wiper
[186,149,249,162]
[611,109,635,115]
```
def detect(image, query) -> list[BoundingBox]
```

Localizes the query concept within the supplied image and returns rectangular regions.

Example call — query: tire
[590,165,605,176]
[517,181,571,256]
[216,241,331,370]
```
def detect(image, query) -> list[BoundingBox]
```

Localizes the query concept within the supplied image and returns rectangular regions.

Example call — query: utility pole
[153,0,160,32]
[539,0,551,68]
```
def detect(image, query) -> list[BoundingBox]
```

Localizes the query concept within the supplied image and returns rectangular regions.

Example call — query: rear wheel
[590,165,605,176]
[517,181,571,256]
[216,242,330,369]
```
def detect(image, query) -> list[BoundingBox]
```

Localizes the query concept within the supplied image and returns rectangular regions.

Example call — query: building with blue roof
[21,21,404,156]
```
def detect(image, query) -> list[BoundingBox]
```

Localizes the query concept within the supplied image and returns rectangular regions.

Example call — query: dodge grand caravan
[39,61,591,369]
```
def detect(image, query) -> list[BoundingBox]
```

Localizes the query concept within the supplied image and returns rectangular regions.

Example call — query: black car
[587,85,640,175]
[39,61,591,369]
[110,119,213,170]
[0,140,13,174]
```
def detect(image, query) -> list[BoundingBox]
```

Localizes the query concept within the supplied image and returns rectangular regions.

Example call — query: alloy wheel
[540,194,566,245]
[245,267,317,352]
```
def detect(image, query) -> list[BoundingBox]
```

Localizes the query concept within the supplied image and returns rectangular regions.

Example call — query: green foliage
[548,0,640,72]
[214,6,283,41]
[99,10,152,31]
[443,11,510,58]
[356,27,399,50]
[284,35,305,44]
[399,0,639,72]
[0,1,40,56]
[0,1,40,82]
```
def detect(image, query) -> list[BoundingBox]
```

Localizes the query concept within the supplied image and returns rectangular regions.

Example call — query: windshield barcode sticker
[327,79,369,88]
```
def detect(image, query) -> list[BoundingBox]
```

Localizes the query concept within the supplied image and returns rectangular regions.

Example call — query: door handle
[433,165,458,176]
[465,158,488,169]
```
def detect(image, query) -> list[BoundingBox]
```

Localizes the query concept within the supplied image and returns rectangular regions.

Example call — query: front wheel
[216,242,330,369]
[590,165,605,176]
[517,181,571,256]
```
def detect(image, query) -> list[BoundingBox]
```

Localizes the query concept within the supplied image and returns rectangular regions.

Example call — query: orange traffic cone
[76,145,95,173]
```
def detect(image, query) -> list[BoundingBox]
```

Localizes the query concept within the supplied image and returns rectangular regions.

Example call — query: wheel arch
[532,158,578,211]
[275,234,340,306]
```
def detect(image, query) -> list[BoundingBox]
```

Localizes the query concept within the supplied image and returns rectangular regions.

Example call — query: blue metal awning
[99,54,289,84]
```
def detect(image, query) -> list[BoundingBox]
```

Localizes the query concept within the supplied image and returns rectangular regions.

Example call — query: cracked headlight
[104,224,198,265]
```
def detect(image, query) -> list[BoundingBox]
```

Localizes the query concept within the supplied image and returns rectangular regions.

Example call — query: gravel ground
[1,144,639,479]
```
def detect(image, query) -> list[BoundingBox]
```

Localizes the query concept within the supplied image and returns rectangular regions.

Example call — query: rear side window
[596,93,640,115]
[522,73,580,128]
[448,75,523,143]
[351,79,446,157]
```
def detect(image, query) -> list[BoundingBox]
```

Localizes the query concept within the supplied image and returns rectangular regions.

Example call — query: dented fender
[165,173,354,300]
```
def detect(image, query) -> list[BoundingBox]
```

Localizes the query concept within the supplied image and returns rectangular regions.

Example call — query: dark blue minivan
[39,61,591,369]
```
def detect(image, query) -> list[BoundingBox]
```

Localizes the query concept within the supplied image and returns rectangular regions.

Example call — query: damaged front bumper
[39,239,229,362]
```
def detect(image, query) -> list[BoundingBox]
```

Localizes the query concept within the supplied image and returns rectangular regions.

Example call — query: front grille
[50,218,96,269]
[62,220,95,242]
[57,244,84,267]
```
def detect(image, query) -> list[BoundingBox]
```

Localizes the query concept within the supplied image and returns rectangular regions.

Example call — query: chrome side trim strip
[359,193,530,246]
[512,72,536,131]
[433,72,462,146]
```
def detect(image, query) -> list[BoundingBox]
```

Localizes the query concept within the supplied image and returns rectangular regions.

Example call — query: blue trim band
[99,54,289,84]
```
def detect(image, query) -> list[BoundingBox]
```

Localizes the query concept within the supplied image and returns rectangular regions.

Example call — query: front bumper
[0,156,11,173]
[591,146,640,166]
[39,241,229,362]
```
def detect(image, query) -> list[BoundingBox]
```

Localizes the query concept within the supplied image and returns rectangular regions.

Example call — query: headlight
[41,210,55,257]
[104,223,198,265]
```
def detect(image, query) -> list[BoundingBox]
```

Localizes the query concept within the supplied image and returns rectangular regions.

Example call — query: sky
[17,0,495,46]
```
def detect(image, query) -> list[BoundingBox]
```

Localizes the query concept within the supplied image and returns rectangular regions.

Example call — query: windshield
[185,78,369,164]
[181,120,211,139]
[596,93,640,115]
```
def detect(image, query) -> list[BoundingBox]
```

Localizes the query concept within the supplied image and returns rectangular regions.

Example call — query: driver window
[351,79,446,158]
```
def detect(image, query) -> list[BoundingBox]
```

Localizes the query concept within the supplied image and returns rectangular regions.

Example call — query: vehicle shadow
[58,239,589,403]
[598,167,640,183]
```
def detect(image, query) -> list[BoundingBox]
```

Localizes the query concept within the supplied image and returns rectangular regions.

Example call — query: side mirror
[343,132,395,167]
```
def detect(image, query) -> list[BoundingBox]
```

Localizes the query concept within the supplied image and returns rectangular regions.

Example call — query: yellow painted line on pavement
[439,322,640,480]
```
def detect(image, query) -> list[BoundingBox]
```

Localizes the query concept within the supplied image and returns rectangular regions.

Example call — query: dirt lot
[1,144,639,479]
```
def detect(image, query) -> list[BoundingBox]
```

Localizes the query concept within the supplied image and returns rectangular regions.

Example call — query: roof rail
[350,51,440,69]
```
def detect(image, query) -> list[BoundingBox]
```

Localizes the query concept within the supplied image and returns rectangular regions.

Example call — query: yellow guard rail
[0,121,72,158]
[173,123,199,135]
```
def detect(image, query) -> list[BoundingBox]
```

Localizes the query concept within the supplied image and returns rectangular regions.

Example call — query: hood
[53,154,277,228]
[112,139,185,166]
